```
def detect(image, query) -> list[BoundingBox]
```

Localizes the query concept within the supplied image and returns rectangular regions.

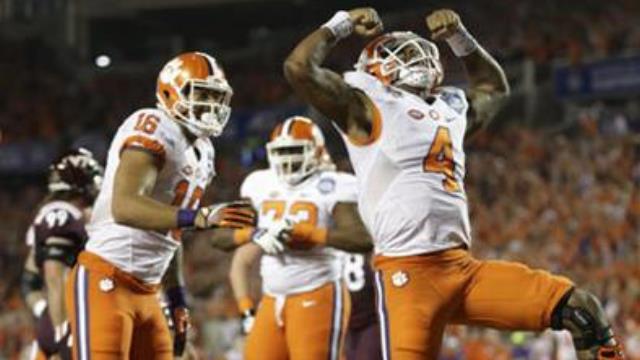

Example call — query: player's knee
[550,287,614,350]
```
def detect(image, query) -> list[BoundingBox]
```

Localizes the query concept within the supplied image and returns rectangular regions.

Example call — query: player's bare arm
[162,245,190,357]
[198,214,286,254]
[192,228,238,251]
[284,8,381,142]
[229,243,262,334]
[112,149,180,231]
[326,203,372,252]
[163,245,185,291]
[113,149,255,232]
[229,243,262,308]
[427,9,510,137]
[21,247,45,316]
[282,203,372,252]
[43,254,68,332]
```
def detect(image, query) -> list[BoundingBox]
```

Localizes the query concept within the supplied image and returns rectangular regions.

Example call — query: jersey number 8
[343,254,366,292]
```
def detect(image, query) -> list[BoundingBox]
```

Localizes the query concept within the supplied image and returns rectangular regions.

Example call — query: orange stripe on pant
[374,248,574,360]
[65,251,172,360]
[245,280,351,360]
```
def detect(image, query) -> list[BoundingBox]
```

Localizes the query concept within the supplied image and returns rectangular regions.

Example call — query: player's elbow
[283,57,311,85]
[111,193,137,226]
[498,80,511,97]
[495,70,511,98]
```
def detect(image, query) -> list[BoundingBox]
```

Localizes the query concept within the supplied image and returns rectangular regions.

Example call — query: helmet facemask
[171,78,232,138]
[266,138,319,186]
[357,32,443,93]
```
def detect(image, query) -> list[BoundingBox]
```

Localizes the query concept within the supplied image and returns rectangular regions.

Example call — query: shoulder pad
[119,108,184,164]
[344,71,403,102]
[35,201,86,242]
[240,169,272,199]
[438,87,469,115]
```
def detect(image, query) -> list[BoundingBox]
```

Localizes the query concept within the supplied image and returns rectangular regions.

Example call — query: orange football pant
[373,248,574,360]
[245,280,351,360]
[65,251,172,360]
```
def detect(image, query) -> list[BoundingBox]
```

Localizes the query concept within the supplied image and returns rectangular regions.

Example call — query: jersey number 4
[423,126,460,192]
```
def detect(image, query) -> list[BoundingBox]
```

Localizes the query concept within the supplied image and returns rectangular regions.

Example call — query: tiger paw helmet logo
[391,270,409,287]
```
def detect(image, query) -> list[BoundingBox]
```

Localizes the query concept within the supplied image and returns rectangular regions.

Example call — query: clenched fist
[426,9,463,41]
[348,7,384,37]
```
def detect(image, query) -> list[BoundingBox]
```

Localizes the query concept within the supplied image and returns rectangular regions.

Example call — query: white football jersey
[338,71,471,257]
[86,108,216,284]
[241,169,357,296]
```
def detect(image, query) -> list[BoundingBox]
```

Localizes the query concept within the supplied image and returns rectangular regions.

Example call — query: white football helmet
[156,52,233,138]
[355,31,443,92]
[266,116,326,185]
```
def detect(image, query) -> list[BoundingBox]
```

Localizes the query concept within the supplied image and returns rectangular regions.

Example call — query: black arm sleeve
[20,269,44,300]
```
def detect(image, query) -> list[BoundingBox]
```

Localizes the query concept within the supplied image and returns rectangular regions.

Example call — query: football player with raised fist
[228,116,373,360]
[284,7,624,360]
[64,52,256,359]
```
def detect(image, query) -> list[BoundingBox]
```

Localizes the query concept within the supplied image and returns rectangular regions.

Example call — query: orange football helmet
[156,51,233,138]
[267,116,326,185]
[355,31,443,92]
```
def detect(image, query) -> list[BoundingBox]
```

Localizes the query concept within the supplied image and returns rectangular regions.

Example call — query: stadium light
[95,54,112,68]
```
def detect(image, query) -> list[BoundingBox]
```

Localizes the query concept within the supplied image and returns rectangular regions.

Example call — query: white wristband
[32,299,47,317]
[445,26,479,57]
[322,11,353,40]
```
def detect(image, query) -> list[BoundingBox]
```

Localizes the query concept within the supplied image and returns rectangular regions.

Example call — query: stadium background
[0,0,639,358]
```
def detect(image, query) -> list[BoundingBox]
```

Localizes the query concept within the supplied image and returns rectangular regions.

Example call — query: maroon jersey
[343,252,377,330]
[26,200,87,269]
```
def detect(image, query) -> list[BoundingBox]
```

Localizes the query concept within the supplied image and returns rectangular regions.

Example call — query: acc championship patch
[440,89,467,115]
[317,178,336,194]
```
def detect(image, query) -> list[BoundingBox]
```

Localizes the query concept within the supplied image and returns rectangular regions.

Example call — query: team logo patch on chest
[429,109,441,121]
[317,178,336,194]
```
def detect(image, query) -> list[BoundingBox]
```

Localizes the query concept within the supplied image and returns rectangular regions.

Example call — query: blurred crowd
[2,0,640,148]
[1,0,640,359]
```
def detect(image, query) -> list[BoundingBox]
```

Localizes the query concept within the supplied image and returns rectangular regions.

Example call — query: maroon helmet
[48,148,104,202]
